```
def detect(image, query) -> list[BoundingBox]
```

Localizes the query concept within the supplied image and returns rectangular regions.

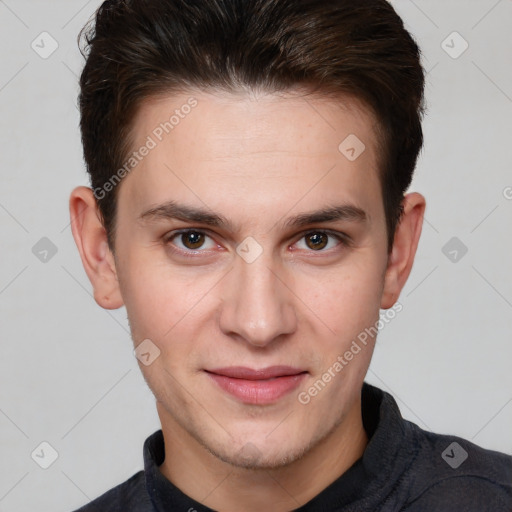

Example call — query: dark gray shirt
[73,382,512,511]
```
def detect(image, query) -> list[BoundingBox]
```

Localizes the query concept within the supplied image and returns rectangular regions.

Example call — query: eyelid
[295,228,351,242]
[164,228,218,253]
[292,228,352,250]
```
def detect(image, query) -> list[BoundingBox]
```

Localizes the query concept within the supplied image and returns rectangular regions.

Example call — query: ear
[69,186,124,310]
[381,192,426,309]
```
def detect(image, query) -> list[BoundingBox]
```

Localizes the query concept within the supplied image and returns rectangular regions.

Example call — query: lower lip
[206,372,307,405]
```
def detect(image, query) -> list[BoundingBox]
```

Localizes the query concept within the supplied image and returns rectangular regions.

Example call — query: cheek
[298,259,384,344]
[115,247,168,334]
[117,252,219,342]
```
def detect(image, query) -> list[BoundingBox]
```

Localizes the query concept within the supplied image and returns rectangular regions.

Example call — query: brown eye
[305,232,329,250]
[180,231,205,249]
[165,229,217,254]
[294,230,347,253]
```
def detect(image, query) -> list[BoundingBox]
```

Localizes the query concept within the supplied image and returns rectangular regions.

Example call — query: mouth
[204,366,308,405]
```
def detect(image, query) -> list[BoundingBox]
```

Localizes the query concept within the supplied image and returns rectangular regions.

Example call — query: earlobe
[380,192,426,309]
[69,186,124,310]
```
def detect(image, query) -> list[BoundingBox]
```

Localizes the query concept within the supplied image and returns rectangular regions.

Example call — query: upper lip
[206,366,307,380]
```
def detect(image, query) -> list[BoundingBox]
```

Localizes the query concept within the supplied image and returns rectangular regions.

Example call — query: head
[70,0,426,470]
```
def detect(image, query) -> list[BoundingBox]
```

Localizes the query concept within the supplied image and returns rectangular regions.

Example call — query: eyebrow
[137,200,368,232]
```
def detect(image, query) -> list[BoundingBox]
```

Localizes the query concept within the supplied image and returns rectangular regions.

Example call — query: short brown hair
[78,0,426,253]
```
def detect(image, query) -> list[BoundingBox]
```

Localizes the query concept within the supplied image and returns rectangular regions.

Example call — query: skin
[69,88,425,511]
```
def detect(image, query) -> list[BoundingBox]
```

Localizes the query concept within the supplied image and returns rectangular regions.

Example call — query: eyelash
[163,229,351,257]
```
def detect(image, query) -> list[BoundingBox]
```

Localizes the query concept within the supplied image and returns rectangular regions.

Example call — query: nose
[218,253,297,348]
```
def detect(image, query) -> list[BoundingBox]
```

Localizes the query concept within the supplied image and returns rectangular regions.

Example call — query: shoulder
[401,423,512,511]
[71,470,154,512]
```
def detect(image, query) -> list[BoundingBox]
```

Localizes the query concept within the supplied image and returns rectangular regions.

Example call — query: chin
[195,423,323,471]
[209,440,310,470]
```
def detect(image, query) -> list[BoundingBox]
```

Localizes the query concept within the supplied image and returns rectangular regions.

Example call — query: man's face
[113,89,389,468]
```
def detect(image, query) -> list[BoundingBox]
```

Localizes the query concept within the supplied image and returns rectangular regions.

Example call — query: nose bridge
[219,248,296,346]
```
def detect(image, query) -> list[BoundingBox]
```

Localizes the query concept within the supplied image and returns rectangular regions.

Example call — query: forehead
[133,88,379,159]
[118,88,383,229]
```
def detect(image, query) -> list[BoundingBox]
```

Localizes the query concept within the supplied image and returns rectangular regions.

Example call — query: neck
[157,398,368,512]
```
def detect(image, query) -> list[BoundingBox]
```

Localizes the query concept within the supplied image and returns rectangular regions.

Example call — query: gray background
[1,0,511,510]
